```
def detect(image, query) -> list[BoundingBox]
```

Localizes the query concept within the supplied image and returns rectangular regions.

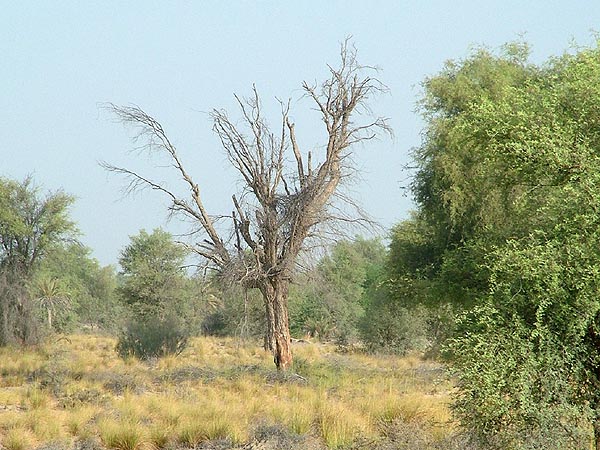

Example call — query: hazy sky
[2,1,599,266]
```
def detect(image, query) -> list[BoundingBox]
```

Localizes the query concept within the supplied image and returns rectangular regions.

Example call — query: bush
[116,315,188,360]
[201,310,229,337]
[448,305,593,449]
[0,271,44,346]
[361,304,429,355]
[360,280,430,355]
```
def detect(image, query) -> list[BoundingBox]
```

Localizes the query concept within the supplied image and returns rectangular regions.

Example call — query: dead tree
[102,41,390,370]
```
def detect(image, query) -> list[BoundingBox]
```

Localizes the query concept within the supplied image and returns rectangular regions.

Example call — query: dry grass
[0,335,456,449]
[2,427,36,450]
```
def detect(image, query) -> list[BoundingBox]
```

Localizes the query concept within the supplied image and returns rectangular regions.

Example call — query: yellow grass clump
[97,417,146,450]
[1,427,36,450]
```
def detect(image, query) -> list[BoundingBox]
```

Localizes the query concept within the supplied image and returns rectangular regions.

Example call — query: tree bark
[594,417,600,450]
[261,278,293,371]
[263,297,275,352]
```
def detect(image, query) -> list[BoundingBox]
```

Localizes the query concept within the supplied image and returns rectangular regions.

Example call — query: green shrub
[0,272,45,346]
[360,282,430,355]
[201,310,229,337]
[116,315,188,360]
[448,305,592,449]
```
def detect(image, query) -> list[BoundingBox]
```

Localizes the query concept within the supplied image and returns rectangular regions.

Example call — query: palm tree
[32,277,70,329]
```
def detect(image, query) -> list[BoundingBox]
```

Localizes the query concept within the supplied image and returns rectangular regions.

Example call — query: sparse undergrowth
[0,335,468,450]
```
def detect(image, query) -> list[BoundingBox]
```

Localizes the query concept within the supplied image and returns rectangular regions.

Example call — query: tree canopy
[0,176,77,344]
[0,176,75,275]
[118,228,189,320]
[399,41,600,448]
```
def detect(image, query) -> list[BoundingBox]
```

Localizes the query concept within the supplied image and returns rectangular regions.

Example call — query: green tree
[360,217,437,354]
[0,176,76,345]
[118,228,189,320]
[116,229,193,360]
[0,176,75,275]
[289,237,386,343]
[411,42,534,306]
[409,41,600,448]
[37,243,120,332]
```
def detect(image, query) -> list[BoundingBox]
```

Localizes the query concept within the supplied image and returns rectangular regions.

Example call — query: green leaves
[37,243,120,331]
[288,237,387,342]
[0,176,75,273]
[118,228,189,321]
[0,176,77,345]
[404,40,600,446]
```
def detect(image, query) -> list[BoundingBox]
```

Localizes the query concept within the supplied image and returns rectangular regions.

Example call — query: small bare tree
[103,41,390,370]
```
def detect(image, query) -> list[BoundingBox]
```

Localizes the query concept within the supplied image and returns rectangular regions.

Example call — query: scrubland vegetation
[0,335,464,450]
[3,39,600,449]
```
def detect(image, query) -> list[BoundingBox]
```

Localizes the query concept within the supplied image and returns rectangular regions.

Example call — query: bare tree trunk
[594,417,600,450]
[264,298,275,352]
[261,278,292,371]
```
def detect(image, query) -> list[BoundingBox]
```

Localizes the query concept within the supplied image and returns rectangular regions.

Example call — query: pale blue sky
[1,1,599,266]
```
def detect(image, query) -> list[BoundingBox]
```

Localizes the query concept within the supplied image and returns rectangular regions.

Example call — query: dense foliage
[0,177,77,344]
[290,237,386,344]
[34,243,121,332]
[116,229,193,358]
[118,228,190,321]
[400,41,600,448]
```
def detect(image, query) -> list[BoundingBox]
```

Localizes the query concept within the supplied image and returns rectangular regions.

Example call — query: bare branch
[232,194,257,251]
[101,104,230,267]
[286,118,305,186]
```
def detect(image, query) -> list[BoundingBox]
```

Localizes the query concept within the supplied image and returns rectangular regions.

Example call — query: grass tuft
[24,385,50,409]
[319,400,373,448]
[176,418,207,447]
[147,423,172,449]
[2,427,36,450]
[98,418,145,450]
[66,405,98,436]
